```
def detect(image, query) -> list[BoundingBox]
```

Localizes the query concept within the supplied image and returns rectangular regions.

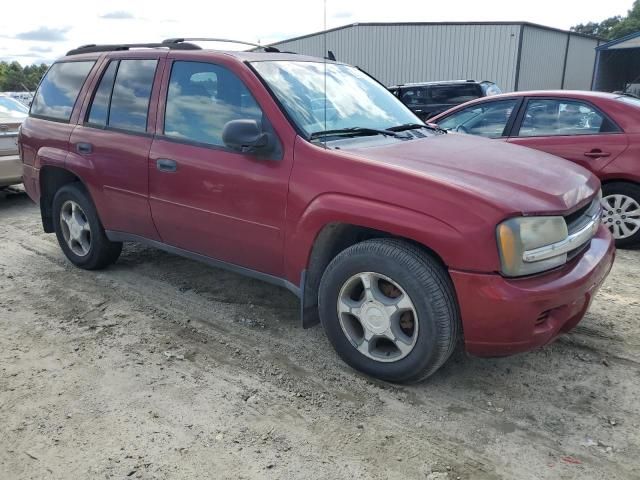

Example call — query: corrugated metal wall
[269,24,522,90]
[516,26,567,90]
[268,23,600,92]
[563,35,598,90]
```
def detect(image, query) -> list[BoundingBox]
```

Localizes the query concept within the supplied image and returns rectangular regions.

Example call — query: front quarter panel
[284,137,505,285]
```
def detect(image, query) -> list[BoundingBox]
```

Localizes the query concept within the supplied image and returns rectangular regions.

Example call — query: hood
[342,133,599,215]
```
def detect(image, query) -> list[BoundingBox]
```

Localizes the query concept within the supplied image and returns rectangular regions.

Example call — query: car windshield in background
[0,96,29,119]
[250,61,420,138]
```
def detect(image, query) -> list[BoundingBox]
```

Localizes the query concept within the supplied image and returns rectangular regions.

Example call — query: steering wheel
[455,125,469,134]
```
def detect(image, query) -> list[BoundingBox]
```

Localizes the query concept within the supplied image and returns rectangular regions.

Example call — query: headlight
[497,216,568,277]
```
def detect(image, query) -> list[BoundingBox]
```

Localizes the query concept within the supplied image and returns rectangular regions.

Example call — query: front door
[148,60,292,276]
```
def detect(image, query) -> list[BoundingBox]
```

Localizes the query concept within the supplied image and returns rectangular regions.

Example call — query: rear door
[69,55,163,240]
[507,97,629,173]
[147,59,292,276]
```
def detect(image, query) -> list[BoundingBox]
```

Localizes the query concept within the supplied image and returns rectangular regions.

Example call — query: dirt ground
[1,187,639,480]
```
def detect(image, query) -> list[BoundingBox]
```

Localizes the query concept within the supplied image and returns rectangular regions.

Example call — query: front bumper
[450,225,615,357]
[0,154,22,187]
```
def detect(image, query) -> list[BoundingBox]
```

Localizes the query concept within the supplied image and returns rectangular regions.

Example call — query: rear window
[30,61,95,121]
[429,84,483,103]
[400,84,483,105]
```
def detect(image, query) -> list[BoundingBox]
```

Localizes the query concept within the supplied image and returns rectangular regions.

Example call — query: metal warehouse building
[267,22,601,91]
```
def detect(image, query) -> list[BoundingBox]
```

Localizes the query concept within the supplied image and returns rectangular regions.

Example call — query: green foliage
[571,0,640,40]
[0,61,49,91]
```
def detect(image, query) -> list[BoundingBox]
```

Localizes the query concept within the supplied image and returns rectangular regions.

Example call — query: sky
[0,0,635,65]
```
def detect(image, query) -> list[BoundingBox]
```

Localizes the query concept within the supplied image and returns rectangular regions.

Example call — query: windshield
[251,61,420,137]
[0,96,29,119]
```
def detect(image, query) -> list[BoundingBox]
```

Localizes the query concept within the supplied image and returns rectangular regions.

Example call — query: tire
[318,238,460,383]
[52,183,122,270]
[601,182,640,248]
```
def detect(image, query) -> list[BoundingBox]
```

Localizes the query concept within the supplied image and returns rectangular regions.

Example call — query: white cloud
[0,0,633,65]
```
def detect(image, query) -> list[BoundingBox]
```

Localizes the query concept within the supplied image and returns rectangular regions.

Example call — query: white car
[0,94,28,188]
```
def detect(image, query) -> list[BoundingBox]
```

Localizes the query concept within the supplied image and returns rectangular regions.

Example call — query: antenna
[323,0,327,149]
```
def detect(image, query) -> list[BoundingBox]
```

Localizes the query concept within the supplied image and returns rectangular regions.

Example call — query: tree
[571,1,640,39]
[609,0,640,39]
[571,17,622,38]
[0,61,49,91]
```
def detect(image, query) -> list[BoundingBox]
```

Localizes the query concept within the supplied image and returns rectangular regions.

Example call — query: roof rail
[162,38,280,52]
[66,42,201,56]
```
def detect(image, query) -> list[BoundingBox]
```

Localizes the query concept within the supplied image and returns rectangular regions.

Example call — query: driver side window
[164,61,263,147]
[437,100,518,138]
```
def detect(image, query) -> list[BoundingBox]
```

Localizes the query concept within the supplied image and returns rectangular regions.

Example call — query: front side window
[164,61,263,147]
[437,99,518,138]
[518,99,617,137]
[250,61,419,137]
[31,61,95,121]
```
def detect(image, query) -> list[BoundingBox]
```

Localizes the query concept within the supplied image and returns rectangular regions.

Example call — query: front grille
[564,197,601,260]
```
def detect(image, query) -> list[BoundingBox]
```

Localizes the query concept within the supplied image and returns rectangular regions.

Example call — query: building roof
[267,21,602,47]
[596,31,640,51]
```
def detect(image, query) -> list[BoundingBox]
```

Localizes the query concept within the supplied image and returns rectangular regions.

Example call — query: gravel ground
[1,187,639,480]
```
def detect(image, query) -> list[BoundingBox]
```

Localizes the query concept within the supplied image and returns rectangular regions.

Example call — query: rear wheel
[601,182,640,248]
[53,183,122,269]
[318,239,460,383]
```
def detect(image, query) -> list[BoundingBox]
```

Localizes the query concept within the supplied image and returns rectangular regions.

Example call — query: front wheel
[318,239,460,383]
[601,182,640,248]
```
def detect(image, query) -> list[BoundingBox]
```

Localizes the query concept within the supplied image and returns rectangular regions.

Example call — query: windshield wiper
[309,127,408,140]
[387,123,447,134]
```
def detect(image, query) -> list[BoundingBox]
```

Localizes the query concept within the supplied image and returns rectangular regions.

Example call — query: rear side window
[518,99,619,137]
[86,59,157,133]
[87,61,117,125]
[31,61,95,121]
[163,61,263,147]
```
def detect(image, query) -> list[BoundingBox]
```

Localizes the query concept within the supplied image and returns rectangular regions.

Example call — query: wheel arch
[300,221,449,329]
[39,166,92,233]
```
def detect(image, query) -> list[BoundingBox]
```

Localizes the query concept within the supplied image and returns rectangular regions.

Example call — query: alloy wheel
[337,272,418,362]
[60,200,92,257]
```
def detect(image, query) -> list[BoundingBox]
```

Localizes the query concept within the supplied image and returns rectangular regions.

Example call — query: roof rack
[66,42,201,56]
[162,38,280,52]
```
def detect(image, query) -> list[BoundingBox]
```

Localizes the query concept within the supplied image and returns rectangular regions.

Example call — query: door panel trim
[105,230,301,297]
[148,195,280,231]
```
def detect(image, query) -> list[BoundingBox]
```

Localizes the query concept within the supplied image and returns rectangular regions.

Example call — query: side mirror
[222,119,273,154]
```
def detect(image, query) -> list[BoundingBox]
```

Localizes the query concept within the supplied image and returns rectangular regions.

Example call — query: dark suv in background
[389,80,501,120]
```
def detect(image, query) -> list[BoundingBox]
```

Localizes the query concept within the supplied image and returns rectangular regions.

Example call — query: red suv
[20,40,615,382]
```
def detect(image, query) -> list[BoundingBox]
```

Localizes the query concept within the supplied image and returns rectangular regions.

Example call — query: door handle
[76,142,93,155]
[584,149,611,159]
[156,158,177,173]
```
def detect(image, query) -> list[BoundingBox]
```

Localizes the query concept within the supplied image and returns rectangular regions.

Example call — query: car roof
[485,90,620,100]
[390,80,490,88]
[57,48,339,65]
